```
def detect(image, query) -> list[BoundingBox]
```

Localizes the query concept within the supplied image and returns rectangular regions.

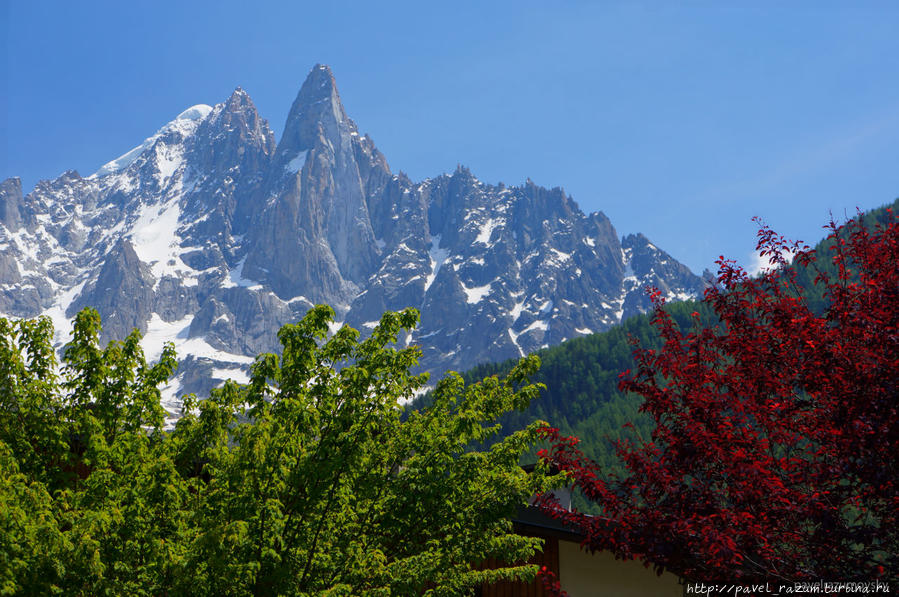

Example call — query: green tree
[0,305,557,595]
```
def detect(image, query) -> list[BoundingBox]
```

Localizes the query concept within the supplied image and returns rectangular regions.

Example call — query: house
[479,485,684,596]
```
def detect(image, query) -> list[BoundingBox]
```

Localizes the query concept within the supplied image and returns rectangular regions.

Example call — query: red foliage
[537,566,569,596]
[537,213,899,583]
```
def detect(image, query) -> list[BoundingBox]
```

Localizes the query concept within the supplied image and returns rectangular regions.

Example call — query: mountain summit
[0,65,705,417]
[244,64,383,303]
[280,64,350,155]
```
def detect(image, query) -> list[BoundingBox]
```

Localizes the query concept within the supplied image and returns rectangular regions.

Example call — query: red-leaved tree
[537,212,898,584]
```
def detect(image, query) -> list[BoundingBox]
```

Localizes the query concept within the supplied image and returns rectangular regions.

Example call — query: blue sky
[4,1,899,274]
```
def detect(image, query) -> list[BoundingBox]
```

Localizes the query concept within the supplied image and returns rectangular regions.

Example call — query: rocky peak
[227,86,250,104]
[67,238,156,344]
[244,65,382,304]
[220,87,273,140]
[60,170,83,182]
[277,64,355,160]
[190,87,275,180]
[185,88,274,231]
[619,232,703,318]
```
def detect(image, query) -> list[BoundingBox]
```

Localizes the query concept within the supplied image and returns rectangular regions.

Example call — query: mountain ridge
[0,64,706,418]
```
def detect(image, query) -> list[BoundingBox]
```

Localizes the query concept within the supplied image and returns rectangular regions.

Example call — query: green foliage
[0,306,557,595]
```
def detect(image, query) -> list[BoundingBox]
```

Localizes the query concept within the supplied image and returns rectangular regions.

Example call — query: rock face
[67,238,156,341]
[0,178,25,231]
[0,64,706,417]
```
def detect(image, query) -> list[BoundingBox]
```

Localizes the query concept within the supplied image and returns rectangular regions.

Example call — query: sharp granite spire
[278,64,354,159]
[243,64,384,304]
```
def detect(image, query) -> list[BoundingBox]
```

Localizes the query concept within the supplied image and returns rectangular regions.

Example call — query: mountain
[0,64,706,419]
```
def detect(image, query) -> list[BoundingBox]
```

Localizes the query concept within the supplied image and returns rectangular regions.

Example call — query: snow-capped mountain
[0,64,705,416]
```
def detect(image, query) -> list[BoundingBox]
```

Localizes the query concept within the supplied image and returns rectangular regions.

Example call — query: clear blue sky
[4,1,899,274]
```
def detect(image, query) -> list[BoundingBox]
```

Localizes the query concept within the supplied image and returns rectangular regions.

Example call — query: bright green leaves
[0,317,67,488]
[0,305,556,595]
[216,305,547,594]
[0,309,192,595]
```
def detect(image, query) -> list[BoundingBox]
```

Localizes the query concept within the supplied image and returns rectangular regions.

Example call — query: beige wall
[558,540,683,597]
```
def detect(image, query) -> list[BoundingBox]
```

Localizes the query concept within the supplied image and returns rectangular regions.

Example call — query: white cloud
[746,248,796,277]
